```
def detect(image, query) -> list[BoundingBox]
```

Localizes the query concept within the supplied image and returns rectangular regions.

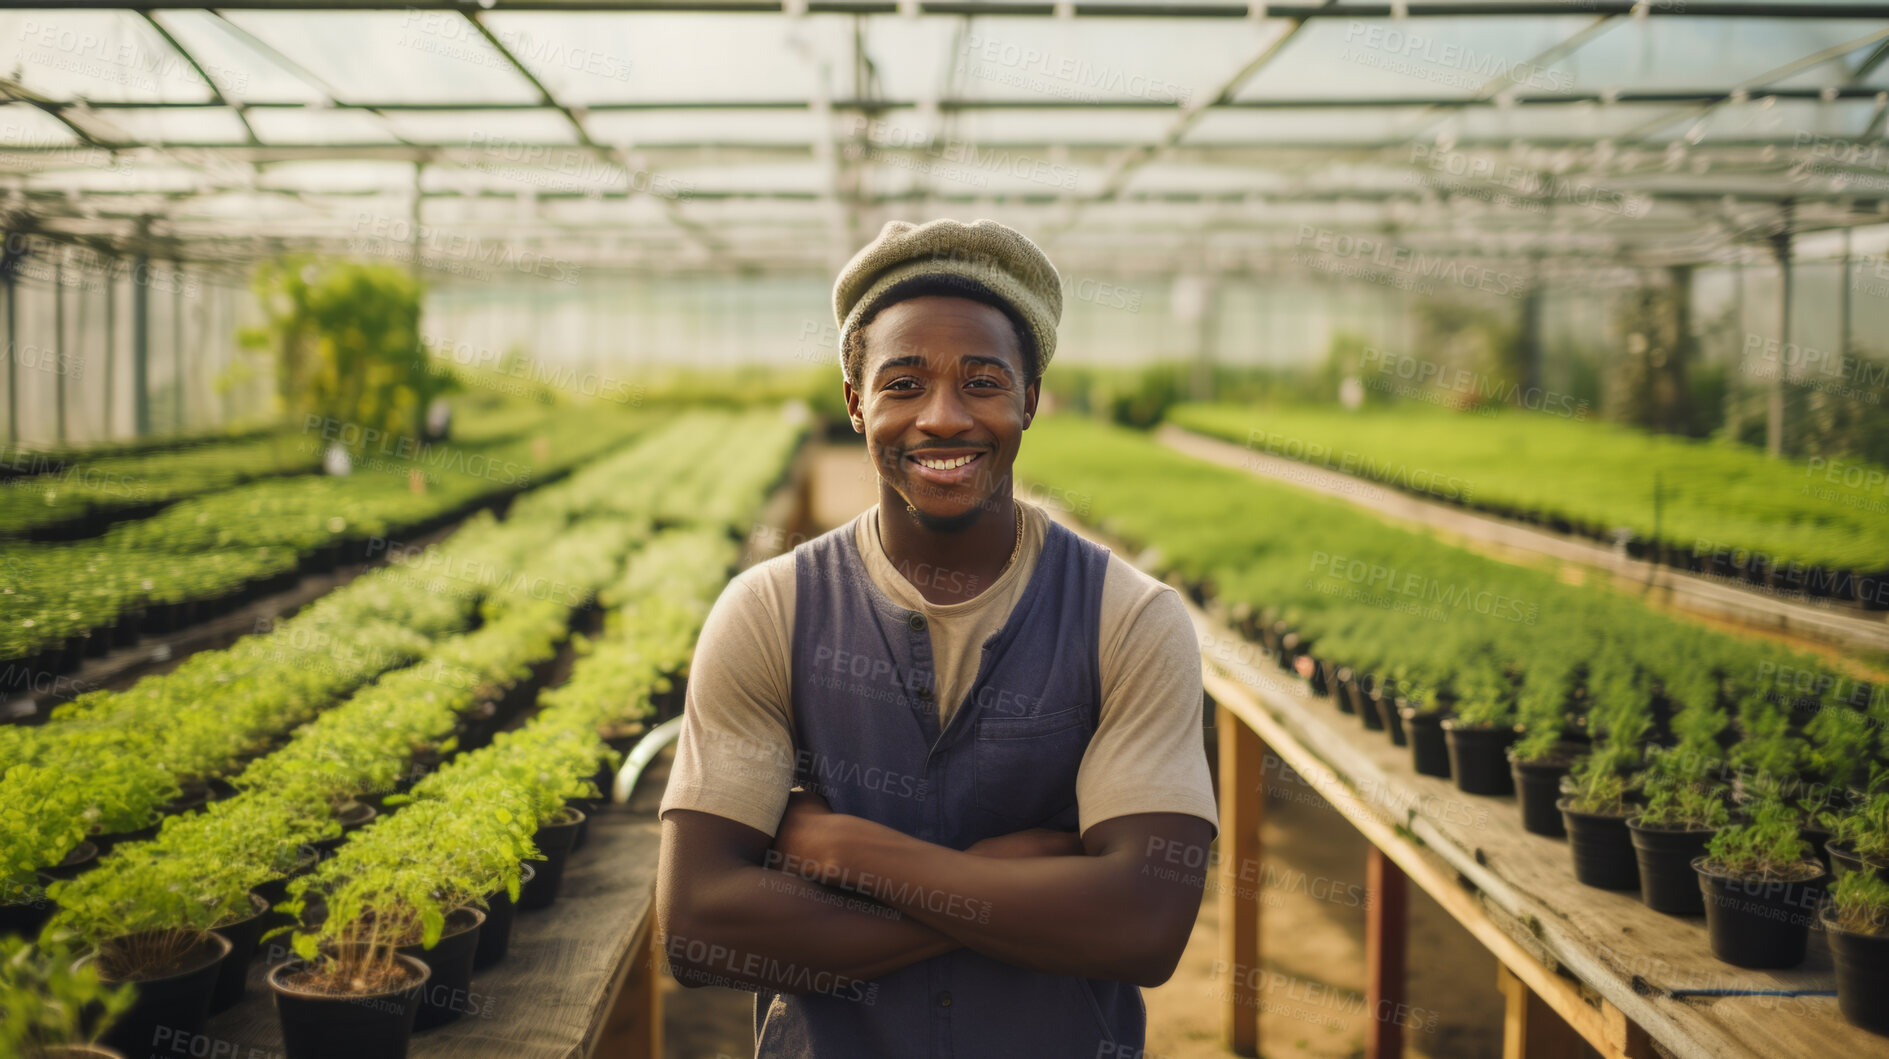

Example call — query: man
[657,218,1218,1058]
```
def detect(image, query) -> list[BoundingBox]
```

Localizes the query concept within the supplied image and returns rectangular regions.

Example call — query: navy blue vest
[761,508,1143,1058]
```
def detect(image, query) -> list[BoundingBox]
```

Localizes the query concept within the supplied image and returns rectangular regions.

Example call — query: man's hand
[967,828,1085,860]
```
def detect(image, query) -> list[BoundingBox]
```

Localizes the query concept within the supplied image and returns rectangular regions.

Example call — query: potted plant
[0,931,136,1059]
[1627,766,1729,916]
[265,908,430,1059]
[47,853,236,1057]
[1508,728,1582,838]
[1824,870,1889,1036]
[1397,690,1449,779]
[1558,747,1643,891]
[2,765,91,935]
[1442,694,1518,797]
[1829,793,1889,883]
[1693,799,1827,969]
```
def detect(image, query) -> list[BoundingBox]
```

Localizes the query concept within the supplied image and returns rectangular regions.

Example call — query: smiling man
[656,218,1218,1058]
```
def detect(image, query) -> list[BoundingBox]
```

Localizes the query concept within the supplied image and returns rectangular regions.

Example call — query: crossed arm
[656,796,1214,995]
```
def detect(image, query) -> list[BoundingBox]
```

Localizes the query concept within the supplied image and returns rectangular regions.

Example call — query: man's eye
[885,378,921,391]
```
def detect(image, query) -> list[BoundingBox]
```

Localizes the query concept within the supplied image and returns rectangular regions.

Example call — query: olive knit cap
[832,218,1063,380]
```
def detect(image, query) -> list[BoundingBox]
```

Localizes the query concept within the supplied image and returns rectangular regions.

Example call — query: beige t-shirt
[659,499,1218,840]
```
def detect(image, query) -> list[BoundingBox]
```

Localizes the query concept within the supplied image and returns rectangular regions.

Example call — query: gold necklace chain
[998,503,1025,577]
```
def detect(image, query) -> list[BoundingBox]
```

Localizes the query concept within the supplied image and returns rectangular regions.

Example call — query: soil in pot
[209,891,273,1014]
[1401,708,1450,778]
[396,905,486,1030]
[519,807,586,911]
[1626,820,1714,916]
[42,840,99,881]
[1442,722,1517,796]
[91,929,232,1058]
[473,863,536,971]
[1825,912,1889,1036]
[1558,800,1640,891]
[1509,752,1576,838]
[1693,857,1827,969]
[270,952,430,1059]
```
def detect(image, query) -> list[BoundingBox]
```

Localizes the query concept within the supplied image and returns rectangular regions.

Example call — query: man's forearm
[804,814,1204,985]
[662,856,959,995]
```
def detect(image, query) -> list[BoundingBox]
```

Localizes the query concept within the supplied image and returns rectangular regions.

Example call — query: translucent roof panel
[246,108,404,146]
[153,10,330,104]
[948,108,1177,145]
[1184,108,1427,146]
[378,110,580,149]
[940,17,1286,106]
[1547,19,1889,92]
[1237,16,1598,102]
[0,104,84,148]
[261,161,418,194]
[95,106,251,146]
[585,110,821,147]
[0,10,214,104]
[478,14,850,105]
[218,12,544,105]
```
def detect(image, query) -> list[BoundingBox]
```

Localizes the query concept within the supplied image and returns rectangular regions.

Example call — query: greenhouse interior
[4,2,1889,1058]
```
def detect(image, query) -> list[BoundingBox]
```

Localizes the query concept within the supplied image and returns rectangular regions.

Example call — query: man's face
[844,295,1039,531]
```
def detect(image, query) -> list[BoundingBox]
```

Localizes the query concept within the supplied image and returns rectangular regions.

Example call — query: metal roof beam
[20,2,1889,17]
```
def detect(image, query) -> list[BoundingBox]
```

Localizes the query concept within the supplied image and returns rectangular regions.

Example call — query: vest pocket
[971,704,1090,826]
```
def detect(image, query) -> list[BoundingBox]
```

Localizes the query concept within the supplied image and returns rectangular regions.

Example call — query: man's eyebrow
[870,352,1016,381]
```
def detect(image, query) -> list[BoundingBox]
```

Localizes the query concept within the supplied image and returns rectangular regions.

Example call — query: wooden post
[1366,845,1408,1059]
[1217,700,1264,1056]
[1498,963,1586,1059]
[595,912,663,1059]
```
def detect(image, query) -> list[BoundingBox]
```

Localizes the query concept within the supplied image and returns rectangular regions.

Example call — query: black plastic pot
[43,840,99,881]
[1509,754,1574,837]
[1558,800,1640,891]
[568,797,595,851]
[473,863,535,971]
[1442,722,1517,796]
[93,930,233,1058]
[397,905,485,1030]
[519,807,586,911]
[270,952,429,1059]
[1400,708,1450,778]
[1332,667,1356,715]
[1826,913,1889,1036]
[88,820,160,856]
[1693,857,1826,969]
[0,873,57,938]
[1626,820,1714,916]
[209,892,273,1014]
[1804,824,1836,875]
[1828,840,1889,885]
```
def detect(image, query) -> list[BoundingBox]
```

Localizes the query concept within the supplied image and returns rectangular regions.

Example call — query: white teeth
[915,454,977,470]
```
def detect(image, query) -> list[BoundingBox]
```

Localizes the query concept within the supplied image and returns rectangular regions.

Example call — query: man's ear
[843,378,865,434]
[1022,379,1040,427]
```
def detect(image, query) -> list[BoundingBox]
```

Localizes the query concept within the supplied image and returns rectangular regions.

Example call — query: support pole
[173,266,185,433]
[5,265,15,449]
[1217,700,1264,1056]
[53,255,66,447]
[1366,845,1409,1059]
[132,247,150,439]
[103,259,115,442]
[1766,204,1793,458]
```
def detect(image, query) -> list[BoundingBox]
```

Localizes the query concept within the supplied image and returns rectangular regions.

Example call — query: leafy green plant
[1635,768,1730,831]
[1828,870,1889,936]
[1833,793,1889,862]
[0,931,135,1056]
[1564,751,1635,816]
[1704,799,1818,881]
